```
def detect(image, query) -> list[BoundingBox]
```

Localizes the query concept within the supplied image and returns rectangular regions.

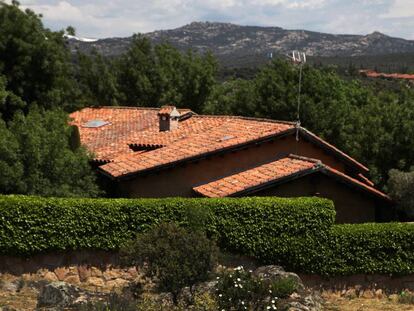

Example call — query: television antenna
[286,50,306,141]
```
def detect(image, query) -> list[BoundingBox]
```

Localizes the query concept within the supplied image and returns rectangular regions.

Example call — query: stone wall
[1,251,413,293]
[0,251,141,292]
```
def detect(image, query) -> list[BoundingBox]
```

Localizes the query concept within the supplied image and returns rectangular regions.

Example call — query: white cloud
[381,0,414,18]
[4,0,414,39]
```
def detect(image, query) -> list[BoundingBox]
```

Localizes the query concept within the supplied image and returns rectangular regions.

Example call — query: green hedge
[1,195,413,275]
[0,195,334,259]
[322,223,414,275]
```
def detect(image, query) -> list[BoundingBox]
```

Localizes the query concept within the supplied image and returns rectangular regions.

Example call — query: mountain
[67,22,414,61]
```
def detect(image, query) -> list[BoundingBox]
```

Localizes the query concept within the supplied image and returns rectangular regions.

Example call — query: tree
[0,118,25,194]
[2,107,102,197]
[0,1,76,119]
[116,35,217,112]
[387,169,414,219]
[75,50,119,107]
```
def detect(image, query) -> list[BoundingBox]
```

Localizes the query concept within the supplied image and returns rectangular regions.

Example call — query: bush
[398,291,414,305]
[1,195,413,276]
[387,169,414,219]
[0,195,333,260]
[321,223,414,275]
[215,266,297,310]
[121,223,218,301]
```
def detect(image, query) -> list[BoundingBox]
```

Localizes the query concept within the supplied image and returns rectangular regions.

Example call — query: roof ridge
[192,114,296,125]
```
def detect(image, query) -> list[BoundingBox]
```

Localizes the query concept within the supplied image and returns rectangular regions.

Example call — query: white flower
[239,284,243,288]
[237,278,241,282]
[266,307,271,310]
[241,301,245,305]
[269,290,272,293]
[219,294,222,297]
[216,276,220,279]
[235,284,238,287]
[272,300,275,303]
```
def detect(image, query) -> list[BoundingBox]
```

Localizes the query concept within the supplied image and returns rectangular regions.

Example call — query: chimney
[158,106,180,132]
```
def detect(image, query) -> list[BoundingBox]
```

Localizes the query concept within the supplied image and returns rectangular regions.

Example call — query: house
[69,106,392,223]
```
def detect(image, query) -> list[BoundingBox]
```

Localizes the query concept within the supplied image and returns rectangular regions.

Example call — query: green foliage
[206,59,414,186]
[116,35,217,112]
[0,2,76,119]
[398,291,414,305]
[0,196,333,257]
[387,169,414,219]
[77,292,138,311]
[323,223,414,275]
[0,108,101,197]
[0,196,413,276]
[74,50,120,108]
[121,223,218,301]
[216,267,296,310]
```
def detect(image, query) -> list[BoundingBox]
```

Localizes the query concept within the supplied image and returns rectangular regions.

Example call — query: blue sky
[6,0,414,39]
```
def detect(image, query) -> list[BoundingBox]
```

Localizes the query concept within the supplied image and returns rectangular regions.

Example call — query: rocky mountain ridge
[68,21,414,60]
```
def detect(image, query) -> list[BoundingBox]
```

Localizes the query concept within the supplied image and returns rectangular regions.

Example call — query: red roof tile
[193,155,390,201]
[70,106,369,179]
[193,155,321,197]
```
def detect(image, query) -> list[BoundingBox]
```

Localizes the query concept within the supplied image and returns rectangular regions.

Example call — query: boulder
[37,282,81,308]
[253,265,304,290]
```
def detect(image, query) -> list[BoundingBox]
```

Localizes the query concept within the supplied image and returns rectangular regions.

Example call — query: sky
[5,0,414,39]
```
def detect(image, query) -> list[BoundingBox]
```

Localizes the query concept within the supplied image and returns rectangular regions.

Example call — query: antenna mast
[286,50,306,141]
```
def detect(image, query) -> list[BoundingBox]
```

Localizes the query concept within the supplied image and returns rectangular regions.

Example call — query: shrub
[120,223,218,301]
[320,223,414,275]
[387,169,414,219]
[215,266,297,310]
[398,291,414,305]
[0,195,333,260]
[2,195,414,276]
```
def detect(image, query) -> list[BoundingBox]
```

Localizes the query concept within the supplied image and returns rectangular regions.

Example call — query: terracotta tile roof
[100,116,295,178]
[193,155,390,201]
[193,155,321,197]
[322,167,390,201]
[360,69,414,80]
[70,106,369,179]
[69,106,198,161]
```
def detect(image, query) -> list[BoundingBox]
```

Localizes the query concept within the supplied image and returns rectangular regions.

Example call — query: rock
[375,289,383,299]
[103,269,120,281]
[37,281,81,308]
[63,275,81,285]
[86,276,105,288]
[253,265,304,290]
[90,267,103,277]
[361,289,375,299]
[43,272,58,282]
[0,281,18,292]
[106,278,128,289]
[287,301,311,311]
[54,267,69,281]
[77,265,91,282]
[389,294,399,303]
[344,288,357,299]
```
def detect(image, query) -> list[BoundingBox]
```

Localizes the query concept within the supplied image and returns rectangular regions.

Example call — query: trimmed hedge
[0,195,334,258]
[323,223,414,275]
[1,195,413,275]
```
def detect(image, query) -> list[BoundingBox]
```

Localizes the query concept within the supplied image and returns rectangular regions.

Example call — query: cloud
[381,0,414,18]
[4,0,414,39]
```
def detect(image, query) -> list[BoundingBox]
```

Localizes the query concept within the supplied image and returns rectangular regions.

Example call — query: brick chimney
[158,106,180,132]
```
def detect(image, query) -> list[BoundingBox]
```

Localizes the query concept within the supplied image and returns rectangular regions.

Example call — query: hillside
[68,22,414,60]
